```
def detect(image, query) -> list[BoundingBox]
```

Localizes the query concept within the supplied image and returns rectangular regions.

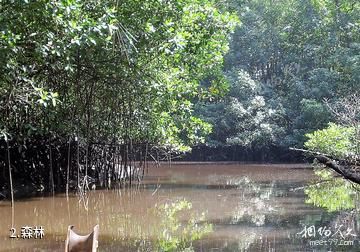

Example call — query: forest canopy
[196,0,360,159]
[0,0,238,151]
[2,0,359,157]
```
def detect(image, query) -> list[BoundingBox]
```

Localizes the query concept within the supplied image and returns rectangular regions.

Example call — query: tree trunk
[49,143,55,195]
[66,137,71,197]
[6,140,14,207]
[315,155,360,184]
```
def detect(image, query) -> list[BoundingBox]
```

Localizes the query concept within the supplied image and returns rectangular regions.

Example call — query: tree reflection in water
[226,176,277,227]
[122,198,213,252]
[303,166,360,238]
[153,199,213,252]
[204,175,281,251]
[3,165,360,251]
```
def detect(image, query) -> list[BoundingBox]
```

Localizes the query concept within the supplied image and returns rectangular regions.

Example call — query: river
[0,163,359,251]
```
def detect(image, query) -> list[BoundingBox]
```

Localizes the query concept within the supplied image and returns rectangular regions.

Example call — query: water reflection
[0,163,359,251]
[301,166,360,250]
[219,176,278,226]
[304,168,360,212]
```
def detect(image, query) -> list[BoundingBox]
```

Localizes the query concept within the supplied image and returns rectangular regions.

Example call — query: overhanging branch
[290,147,360,185]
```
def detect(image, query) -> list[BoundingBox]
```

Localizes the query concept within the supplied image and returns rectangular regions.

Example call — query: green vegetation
[2,2,360,250]
[1,0,359,196]
[302,97,360,211]
[194,0,360,160]
[0,0,237,149]
[0,0,237,192]
[304,123,356,159]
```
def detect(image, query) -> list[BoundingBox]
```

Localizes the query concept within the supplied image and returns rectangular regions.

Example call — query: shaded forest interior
[180,145,304,162]
[0,138,153,197]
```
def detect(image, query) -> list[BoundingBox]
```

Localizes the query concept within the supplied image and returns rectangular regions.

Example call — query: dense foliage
[0,0,238,192]
[0,0,237,150]
[302,91,360,210]
[1,0,360,191]
[304,123,356,158]
[196,0,360,158]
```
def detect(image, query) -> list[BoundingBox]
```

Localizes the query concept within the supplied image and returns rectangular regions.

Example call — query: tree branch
[290,147,360,185]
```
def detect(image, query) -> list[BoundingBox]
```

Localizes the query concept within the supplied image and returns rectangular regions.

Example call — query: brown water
[0,163,358,251]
